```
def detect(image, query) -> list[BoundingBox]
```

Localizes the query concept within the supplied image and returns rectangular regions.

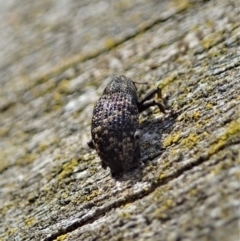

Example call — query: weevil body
[88,76,166,176]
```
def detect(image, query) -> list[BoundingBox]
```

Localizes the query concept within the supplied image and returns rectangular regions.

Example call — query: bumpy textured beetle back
[103,76,138,100]
[88,75,167,177]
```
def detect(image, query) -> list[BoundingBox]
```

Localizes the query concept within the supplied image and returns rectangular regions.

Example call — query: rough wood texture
[0,0,239,241]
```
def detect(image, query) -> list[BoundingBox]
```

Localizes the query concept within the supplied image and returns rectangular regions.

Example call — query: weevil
[88,75,167,176]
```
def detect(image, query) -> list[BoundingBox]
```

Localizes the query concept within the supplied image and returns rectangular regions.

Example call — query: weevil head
[103,76,138,100]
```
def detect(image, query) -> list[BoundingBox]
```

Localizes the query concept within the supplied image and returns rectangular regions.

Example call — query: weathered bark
[0,0,239,241]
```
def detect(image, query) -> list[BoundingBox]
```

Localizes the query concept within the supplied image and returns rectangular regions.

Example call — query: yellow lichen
[162,161,171,170]
[118,211,131,219]
[58,158,79,180]
[62,193,69,199]
[6,228,17,237]
[25,218,35,226]
[58,80,70,94]
[104,37,116,49]
[200,30,224,49]
[163,131,181,148]
[165,199,173,208]
[210,157,235,182]
[189,189,198,196]
[209,119,240,155]
[206,103,213,110]
[159,74,178,88]
[16,154,36,166]
[84,190,99,202]
[170,0,191,10]
[158,173,166,180]
[0,127,10,137]
[191,111,201,120]
[55,234,68,241]
[39,142,48,151]
[181,132,200,148]
[53,92,62,102]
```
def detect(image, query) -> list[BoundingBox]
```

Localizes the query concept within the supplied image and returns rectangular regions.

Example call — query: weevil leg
[134,130,142,158]
[133,130,146,170]
[101,160,107,169]
[87,139,95,149]
[138,99,166,113]
[138,87,166,113]
[139,87,162,104]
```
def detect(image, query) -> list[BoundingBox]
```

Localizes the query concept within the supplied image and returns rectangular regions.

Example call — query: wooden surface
[0,0,239,240]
